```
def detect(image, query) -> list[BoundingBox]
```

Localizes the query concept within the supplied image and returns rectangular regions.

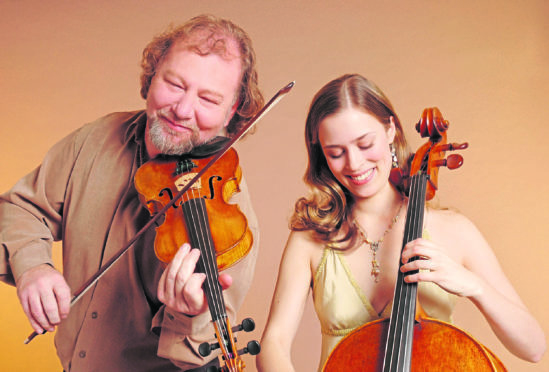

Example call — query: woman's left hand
[400,238,482,298]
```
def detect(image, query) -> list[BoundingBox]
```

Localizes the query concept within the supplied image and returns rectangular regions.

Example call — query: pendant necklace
[354,200,403,283]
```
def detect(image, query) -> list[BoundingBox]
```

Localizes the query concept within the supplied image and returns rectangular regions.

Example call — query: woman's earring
[390,144,398,168]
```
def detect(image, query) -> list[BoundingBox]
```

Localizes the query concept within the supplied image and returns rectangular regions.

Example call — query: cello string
[398,172,427,371]
[388,172,425,371]
[395,173,417,371]
[384,173,415,370]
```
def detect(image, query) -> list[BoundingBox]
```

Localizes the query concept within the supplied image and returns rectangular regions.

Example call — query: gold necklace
[354,200,403,283]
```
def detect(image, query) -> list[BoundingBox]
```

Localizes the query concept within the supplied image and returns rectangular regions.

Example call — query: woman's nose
[345,147,363,170]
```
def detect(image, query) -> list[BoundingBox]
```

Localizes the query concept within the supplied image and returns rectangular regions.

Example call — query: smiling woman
[256,74,546,372]
[318,109,396,201]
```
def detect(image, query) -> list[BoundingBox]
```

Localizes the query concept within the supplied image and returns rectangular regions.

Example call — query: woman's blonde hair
[291,74,411,248]
[140,14,264,137]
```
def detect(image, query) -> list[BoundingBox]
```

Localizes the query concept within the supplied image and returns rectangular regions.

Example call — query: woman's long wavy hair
[291,74,412,249]
[139,14,264,137]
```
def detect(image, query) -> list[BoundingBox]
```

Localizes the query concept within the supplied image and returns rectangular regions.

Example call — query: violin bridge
[175,173,202,191]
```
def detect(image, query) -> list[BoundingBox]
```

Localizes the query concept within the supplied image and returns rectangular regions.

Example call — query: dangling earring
[390,143,398,168]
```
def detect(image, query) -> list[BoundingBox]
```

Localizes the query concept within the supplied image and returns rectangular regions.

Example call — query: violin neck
[181,197,227,322]
[383,173,428,372]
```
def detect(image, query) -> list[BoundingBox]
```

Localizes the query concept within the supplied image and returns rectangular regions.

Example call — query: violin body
[323,316,506,371]
[134,147,253,271]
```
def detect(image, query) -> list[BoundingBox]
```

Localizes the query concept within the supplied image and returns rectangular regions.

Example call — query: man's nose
[172,94,195,120]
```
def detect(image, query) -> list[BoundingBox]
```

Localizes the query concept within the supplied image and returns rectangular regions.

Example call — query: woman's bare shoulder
[426,207,486,252]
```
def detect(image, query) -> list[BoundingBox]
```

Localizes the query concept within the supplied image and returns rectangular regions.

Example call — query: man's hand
[157,243,233,316]
[16,264,71,334]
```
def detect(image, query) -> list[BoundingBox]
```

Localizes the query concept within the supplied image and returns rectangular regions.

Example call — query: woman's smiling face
[318,107,395,200]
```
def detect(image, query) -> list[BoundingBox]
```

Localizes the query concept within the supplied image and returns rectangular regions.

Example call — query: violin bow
[24,81,295,344]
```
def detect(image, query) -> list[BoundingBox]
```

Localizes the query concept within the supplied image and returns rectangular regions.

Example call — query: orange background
[1,1,547,371]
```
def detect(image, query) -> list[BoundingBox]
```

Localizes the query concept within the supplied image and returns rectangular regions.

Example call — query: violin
[135,146,259,371]
[322,108,507,371]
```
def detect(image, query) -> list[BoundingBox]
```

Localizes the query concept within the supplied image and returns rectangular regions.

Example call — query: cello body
[322,315,506,371]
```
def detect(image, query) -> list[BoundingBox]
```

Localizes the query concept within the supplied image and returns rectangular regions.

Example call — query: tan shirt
[0,111,259,371]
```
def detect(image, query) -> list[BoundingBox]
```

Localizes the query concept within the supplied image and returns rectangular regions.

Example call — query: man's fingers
[53,282,72,320]
[182,273,207,312]
[28,294,54,332]
[218,273,233,290]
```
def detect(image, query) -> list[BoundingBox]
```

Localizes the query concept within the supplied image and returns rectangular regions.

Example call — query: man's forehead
[174,30,241,60]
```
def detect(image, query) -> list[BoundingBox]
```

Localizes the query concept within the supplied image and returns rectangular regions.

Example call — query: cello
[322,107,507,371]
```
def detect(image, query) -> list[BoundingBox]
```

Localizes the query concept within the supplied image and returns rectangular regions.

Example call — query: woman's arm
[257,231,318,372]
[401,210,546,362]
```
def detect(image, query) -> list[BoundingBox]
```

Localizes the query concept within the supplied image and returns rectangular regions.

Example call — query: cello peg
[445,154,464,170]
[452,142,469,150]
[432,154,464,170]
[437,142,469,152]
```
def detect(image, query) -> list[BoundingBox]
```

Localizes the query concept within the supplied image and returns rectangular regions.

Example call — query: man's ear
[224,99,240,128]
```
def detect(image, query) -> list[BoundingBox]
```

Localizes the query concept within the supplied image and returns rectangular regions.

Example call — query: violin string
[183,185,233,358]
[184,187,230,351]
[186,187,226,321]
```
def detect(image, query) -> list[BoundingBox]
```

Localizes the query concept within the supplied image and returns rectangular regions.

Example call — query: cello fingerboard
[383,173,427,372]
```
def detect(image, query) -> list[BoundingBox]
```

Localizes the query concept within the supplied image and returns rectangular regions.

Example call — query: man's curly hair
[140,14,264,136]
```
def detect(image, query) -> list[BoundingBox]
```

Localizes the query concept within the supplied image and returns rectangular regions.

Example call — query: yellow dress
[312,245,457,370]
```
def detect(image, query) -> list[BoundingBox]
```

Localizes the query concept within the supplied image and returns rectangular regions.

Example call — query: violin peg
[231,317,255,333]
[237,340,261,356]
[199,341,220,357]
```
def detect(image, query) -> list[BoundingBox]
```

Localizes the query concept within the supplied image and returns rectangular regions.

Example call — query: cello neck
[383,173,428,372]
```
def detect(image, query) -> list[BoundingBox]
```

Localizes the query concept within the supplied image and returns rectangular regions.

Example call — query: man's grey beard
[148,116,201,155]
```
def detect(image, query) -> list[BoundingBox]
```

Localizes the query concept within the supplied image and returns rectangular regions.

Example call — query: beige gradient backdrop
[1,1,547,371]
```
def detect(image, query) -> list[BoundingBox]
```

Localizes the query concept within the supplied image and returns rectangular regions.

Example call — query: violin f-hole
[204,175,223,200]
